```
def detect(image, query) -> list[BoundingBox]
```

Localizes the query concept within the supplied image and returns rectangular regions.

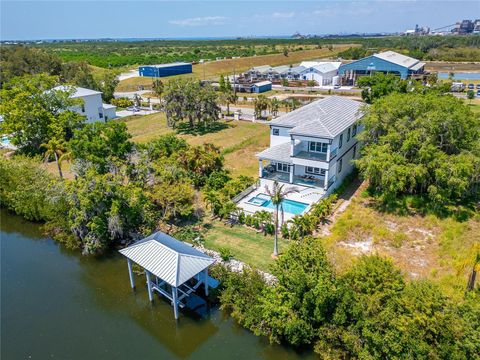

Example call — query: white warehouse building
[53,86,117,123]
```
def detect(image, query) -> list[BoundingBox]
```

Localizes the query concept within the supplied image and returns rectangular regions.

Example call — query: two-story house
[236,96,364,219]
[53,86,117,123]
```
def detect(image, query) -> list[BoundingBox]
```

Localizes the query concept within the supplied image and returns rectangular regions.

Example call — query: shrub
[219,247,234,261]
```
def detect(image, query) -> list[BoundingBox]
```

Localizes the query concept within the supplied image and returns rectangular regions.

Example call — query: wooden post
[145,271,154,302]
[127,259,135,290]
[204,268,209,296]
[172,287,179,319]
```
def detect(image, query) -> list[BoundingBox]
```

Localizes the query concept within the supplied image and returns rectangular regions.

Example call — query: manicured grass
[121,114,270,178]
[324,193,479,300]
[203,220,288,271]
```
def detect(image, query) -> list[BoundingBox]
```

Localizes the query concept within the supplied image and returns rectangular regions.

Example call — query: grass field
[203,220,288,271]
[121,114,270,178]
[324,191,479,300]
[115,45,355,92]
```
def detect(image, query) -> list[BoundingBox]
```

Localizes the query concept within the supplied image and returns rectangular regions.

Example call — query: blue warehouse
[138,62,192,78]
[338,51,425,84]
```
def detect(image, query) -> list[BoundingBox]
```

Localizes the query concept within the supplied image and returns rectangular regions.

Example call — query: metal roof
[143,62,191,68]
[271,65,290,74]
[102,103,116,109]
[119,232,214,287]
[253,80,272,87]
[53,85,102,98]
[289,65,306,75]
[250,65,272,73]
[270,96,364,139]
[373,51,420,69]
[256,141,292,162]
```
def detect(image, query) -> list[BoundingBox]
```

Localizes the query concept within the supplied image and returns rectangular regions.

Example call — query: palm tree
[265,181,298,257]
[269,98,280,117]
[41,138,66,178]
[458,243,480,291]
[152,79,164,104]
[254,210,273,235]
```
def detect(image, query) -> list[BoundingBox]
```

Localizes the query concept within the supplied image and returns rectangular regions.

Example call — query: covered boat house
[119,231,216,319]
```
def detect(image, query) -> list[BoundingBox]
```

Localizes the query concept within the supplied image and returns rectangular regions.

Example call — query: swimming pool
[247,193,308,215]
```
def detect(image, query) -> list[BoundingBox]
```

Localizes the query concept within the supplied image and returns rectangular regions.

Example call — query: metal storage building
[138,62,192,78]
[338,51,425,82]
[251,81,272,93]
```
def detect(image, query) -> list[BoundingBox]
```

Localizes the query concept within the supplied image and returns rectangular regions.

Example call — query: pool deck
[236,178,325,222]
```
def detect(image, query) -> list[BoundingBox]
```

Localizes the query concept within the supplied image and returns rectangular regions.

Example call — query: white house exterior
[236,96,364,220]
[299,61,342,86]
[53,86,117,123]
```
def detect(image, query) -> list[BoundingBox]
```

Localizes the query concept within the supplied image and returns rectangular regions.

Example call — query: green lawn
[121,113,270,178]
[203,221,289,271]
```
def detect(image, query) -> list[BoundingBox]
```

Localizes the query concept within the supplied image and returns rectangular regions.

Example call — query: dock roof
[119,232,214,287]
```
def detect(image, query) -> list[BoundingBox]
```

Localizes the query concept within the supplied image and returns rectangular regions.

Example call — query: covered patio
[119,231,216,319]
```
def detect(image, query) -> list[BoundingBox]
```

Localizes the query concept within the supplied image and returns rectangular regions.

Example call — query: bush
[219,247,234,261]
[110,97,133,108]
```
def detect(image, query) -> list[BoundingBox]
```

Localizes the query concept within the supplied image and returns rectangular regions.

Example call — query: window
[338,159,343,173]
[306,167,326,176]
[81,104,85,113]
[353,145,357,158]
[272,128,279,136]
[99,112,103,119]
[276,162,289,173]
[309,142,328,153]
[339,134,343,149]
[352,123,357,137]
[347,128,351,142]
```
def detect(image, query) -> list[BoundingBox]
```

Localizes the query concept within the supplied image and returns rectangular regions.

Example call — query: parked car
[477,90,480,96]
[467,83,474,89]
[477,84,480,89]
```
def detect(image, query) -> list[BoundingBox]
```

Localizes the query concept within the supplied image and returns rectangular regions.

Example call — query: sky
[1,1,479,40]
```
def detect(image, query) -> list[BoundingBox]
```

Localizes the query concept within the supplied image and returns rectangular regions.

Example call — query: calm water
[438,72,480,81]
[0,209,314,360]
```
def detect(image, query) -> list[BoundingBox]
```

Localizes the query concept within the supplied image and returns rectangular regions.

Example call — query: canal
[1,209,314,360]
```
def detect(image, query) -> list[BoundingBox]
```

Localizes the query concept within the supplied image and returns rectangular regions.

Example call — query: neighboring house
[299,62,342,86]
[53,86,117,123]
[236,96,364,219]
[338,50,425,83]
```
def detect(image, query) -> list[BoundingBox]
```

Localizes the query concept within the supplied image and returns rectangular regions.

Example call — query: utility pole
[233,60,236,97]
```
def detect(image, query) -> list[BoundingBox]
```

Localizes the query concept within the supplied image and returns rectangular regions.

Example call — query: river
[0,209,314,360]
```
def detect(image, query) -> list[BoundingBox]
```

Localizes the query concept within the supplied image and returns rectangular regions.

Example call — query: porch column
[289,164,294,184]
[258,159,263,178]
[145,270,154,302]
[324,169,329,189]
[127,258,135,291]
[326,144,331,162]
[204,268,209,296]
[290,138,295,156]
[172,287,179,319]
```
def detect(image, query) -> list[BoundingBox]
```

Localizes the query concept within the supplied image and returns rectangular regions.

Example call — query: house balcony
[262,170,325,188]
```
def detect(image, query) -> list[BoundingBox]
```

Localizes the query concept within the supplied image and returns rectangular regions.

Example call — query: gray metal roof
[253,80,272,87]
[374,51,420,69]
[270,96,364,139]
[256,141,292,162]
[289,65,306,75]
[53,85,102,98]
[250,65,272,73]
[119,232,214,287]
[271,65,290,74]
[145,62,191,68]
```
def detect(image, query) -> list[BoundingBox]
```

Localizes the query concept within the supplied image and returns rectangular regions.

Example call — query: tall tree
[152,79,164,104]
[41,137,66,178]
[264,181,298,257]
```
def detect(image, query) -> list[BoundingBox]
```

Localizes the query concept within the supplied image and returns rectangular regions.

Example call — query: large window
[309,141,328,153]
[352,123,357,137]
[339,134,343,148]
[306,166,326,176]
[338,159,343,173]
[353,145,357,158]
[347,128,351,142]
[272,128,279,136]
[276,162,289,172]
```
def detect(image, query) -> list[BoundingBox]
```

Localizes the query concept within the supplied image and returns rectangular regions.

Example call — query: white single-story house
[236,96,365,220]
[53,86,117,123]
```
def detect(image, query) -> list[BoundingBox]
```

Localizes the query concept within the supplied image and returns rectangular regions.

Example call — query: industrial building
[251,81,272,93]
[138,62,192,78]
[338,51,425,84]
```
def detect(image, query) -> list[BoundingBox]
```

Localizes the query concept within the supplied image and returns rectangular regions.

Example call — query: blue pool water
[1,136,11,146]
[247,194,308,215]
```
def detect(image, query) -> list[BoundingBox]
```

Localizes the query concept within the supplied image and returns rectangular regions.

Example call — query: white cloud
[272,12,296,19]
[169,16,228,27]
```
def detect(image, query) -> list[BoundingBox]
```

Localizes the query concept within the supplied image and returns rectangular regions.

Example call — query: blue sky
[1,1,479,40]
